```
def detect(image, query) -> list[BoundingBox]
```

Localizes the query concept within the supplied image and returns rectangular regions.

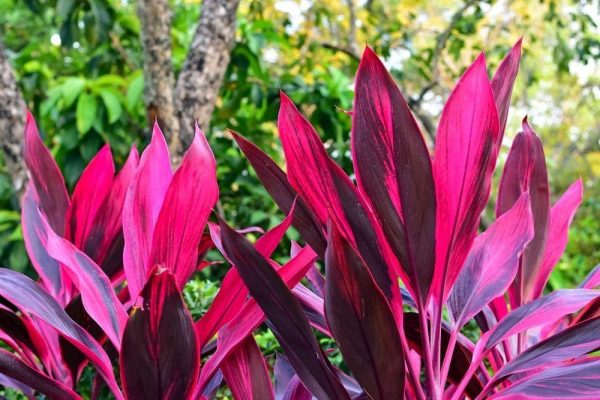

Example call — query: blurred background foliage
[0,0,598,293]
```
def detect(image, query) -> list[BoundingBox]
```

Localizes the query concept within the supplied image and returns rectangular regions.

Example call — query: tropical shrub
[229,41,600,399]
[0,41,599,400]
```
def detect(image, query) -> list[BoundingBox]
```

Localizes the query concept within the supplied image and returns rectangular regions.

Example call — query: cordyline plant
[0,40,598,400]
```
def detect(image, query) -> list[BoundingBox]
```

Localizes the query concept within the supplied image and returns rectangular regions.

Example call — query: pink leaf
[84,146,139,276]
[65,145,114,250]
[42,212,128,350]
[278,91,403,321]
[533,179,583,297]
[432,53,500,303]
[123,123,172,301]
[23,112,69,235]
[497,118,550,305]
[148,125,218,290]
[491,38,522,143]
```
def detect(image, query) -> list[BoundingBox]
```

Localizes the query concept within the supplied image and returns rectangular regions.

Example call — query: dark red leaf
[219,219,349,400]
[325,221,405,399]
[120,270,199,400]
[231,131,327,257]
[352,46,436,306]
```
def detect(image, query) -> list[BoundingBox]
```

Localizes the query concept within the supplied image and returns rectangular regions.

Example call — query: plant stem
[418,304,439,399]
[439,328,458,386]
[401,334,427,400]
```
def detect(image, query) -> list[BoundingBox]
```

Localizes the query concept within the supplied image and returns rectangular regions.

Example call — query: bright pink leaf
[65,145,114,249]
[278,91,403,321]
[84,146,139,276]
[432,53,500,303]
[42,212,127,350]
[123,123,172,301]
[148,125,218,290]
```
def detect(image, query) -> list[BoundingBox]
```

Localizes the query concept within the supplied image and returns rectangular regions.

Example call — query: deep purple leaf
[0,348,80,400]
[219,219,349,400]
[449,193,533,328]
[232,131,327,257]
[325,221,405,399]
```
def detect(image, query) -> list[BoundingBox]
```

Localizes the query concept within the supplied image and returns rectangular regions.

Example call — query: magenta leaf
[278,91,402,319]
[148,126,218,290]
[231,131,327,257]
[123,123,172,301]
[448,193,534,328]
[533,179,583,297]
[432,53,500,303]
[219,218,349,400]
[324,221,405,399]
[491,38,522,142]
[0,348,80,400]
[23,112,69,236]
[0,268,122,398]
[221,335,275,400]
[65,144,114,250]
[84,146,139,276]
[120,270,199,400]
[491,359,600,399]
[352,46,436,307]
[497,118,550,304]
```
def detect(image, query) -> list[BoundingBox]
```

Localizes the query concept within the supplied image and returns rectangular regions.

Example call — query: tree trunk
[173,0,240,154]
[0,40,26,198]
[137,0,180,148]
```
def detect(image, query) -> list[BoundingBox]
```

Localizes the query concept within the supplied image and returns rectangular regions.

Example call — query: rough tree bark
[173,0,240,154]
[0,40,27,198]
[137,0,180,148]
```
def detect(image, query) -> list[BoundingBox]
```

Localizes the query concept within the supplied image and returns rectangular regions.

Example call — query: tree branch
[137,0,180,146]
[0,40,27,198]
[173,0,240,155]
